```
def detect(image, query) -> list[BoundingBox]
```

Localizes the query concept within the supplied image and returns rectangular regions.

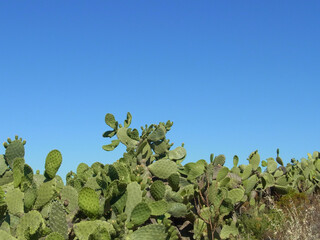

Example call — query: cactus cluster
[0,113,319,239]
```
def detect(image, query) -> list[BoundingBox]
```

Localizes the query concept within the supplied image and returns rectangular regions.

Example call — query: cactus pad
[128,224,167,240]
[150,180,165,200]
[34,179,57,209]
[16,210,46,240]
[73,220,114,240]
[3,135,26,169]
[78,187,100,219]
[130,202,151,225]
[45,150,62,179]
[46,232,65,240]
[125,182,142,221]
[149,200,168,216]
[0,155,8,176]
[49,201,68,239]
[5,188,24,215]
[148,159,177,179]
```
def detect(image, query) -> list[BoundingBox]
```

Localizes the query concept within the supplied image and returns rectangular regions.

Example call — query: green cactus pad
[0,187,7,216]
[151,140,169,155]
[127,224,167,240]
[267,158,278,174]
[213,154,226,166]
[113,161,131,183]
[105,113,117,129]
[16,210,46,240]
[34,179,57,209]
[117,127,138,147]
[243,175,258,194]
[130,202,151,225]
[0,155,8,176]
[248,150,260,170]
[148,159,178,179]
[125,182,142,221]
[73,220,114,240]
[0,230,16,240]
[45,150,62,179]
[167,202,188,217]
[241,164,253,180]
[3,135,26,169]
[12,157,25,188]
[184,160,206,181]
[217,166,229,181]
[193,218,207,240]
[228,188,245,204]
[46,232,65,240]
[49,201,68,239]
[78,187,100,219]
[168,173,180,191]
[24,186,37,211]
[150,180,166,200]
[102,139,120,151]
[220,222,239,239]
[77,163,89,176]
[5,188,24,215]
[147,125,166,142]
[149,200,168,216]
[60,186,78,212]
[168,147,186,160]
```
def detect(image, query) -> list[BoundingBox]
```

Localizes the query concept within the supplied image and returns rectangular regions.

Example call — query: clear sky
[1,1,319,181]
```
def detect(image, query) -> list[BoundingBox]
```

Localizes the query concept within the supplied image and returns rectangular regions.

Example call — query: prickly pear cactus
[1,113,319,240]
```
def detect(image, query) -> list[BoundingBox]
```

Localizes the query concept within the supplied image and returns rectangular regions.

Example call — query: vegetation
[0,112,319,239]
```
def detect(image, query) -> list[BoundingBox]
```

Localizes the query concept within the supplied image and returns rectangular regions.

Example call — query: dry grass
[263,191,320,240]
[237,191,320,240]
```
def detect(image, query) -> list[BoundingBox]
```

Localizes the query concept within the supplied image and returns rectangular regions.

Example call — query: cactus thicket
[0,112,319,239]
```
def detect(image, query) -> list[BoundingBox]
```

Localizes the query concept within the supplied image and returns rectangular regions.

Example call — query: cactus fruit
[45,150,62,179]
[78,187,100,219]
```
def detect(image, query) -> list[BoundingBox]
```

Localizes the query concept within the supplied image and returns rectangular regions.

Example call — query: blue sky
[1,1,319,181]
